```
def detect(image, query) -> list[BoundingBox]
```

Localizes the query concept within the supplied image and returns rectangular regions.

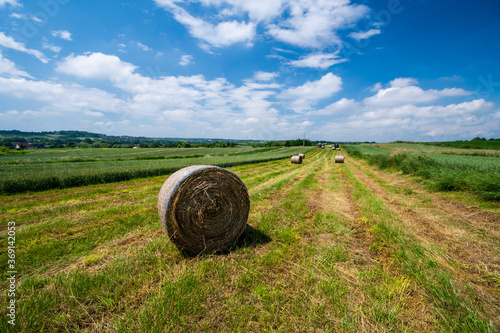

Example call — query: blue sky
[0,0,499,142]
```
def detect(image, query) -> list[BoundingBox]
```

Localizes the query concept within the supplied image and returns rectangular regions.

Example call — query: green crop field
[381,142,500,157]
[0,147,262,164]
[344,143,500,200]
[424,139,500,150]
[1,146,499,332]
[0,147,311,194]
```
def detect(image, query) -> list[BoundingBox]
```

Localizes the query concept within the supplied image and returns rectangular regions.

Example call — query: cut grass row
[0,147,313,195]
[341,163,496,331]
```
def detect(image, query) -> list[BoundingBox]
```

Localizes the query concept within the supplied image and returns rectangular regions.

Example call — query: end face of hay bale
[335,155,345,163]
[291,155,302,164]
[298,153,305,159]
[158,165,249,254]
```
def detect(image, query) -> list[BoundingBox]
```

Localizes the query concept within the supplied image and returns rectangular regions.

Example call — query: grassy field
[1,146,499,332]
[0,147,311,194]
[0,147,262,163]
[344,143,500,200]
[423,139,500,151]
[381,142,500,157]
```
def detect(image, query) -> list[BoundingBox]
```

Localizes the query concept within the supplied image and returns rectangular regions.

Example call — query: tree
[176,141,191,148]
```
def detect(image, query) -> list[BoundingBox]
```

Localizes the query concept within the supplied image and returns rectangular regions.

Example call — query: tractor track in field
[247,153,324,196]
[306,152,374,270]
[343,156,500,310]
[302,151,435,330]
[247,152,327,222]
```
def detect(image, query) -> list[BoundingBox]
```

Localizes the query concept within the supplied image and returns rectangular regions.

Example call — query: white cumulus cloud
[0,0,19,7]
[308,98,359,116]
[4,48,498,141]
[0,52,32,78]
[179,54,193,66]
[156,1,255,48]
[0,32,49,63]
[253,71,278,81]
[42,37,62,53]
[348,29,381,41]
[363,77,472,107]
[267,0,369,48]
[51,30,72,41]
[289,52,347,69]
[279,72,342,112]
[56,52,137,81]
[279,72,342,100]
[0,77,126,113]
[136,42,151,51]
[204,0,285,22]
[156,0,369,50]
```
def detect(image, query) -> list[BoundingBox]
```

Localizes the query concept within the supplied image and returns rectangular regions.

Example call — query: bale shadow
[179,224,271,258]
[233,224,272,250]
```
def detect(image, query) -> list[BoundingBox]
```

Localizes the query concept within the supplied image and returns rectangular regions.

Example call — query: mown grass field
[1,145,499,332]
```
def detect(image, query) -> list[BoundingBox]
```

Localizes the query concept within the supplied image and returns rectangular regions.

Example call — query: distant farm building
[15,142,35,150]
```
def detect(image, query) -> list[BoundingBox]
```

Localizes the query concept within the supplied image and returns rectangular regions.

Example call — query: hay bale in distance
[291,155,302,164]
[298,153,305,160]
[158,165,249,254]
[337,148,340,151]
[335,155,345,163]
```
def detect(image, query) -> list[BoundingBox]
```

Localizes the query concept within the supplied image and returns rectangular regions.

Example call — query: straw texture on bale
[335,155,345,163]
[291,155,303,164]
[298,153,305,160]
[158,165,249,254]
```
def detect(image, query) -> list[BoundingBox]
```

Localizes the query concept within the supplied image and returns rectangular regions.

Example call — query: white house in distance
[15,142,35,150]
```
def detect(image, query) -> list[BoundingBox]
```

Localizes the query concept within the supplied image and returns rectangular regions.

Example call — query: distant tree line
[0,130,319,149]
[250,139,314,147]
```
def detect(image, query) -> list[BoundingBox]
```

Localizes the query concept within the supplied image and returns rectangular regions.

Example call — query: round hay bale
[158,165,249,254]
[337,148,340,151]
[335,155,345,163]
[298,153,305,160]
[291,155,302,164]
